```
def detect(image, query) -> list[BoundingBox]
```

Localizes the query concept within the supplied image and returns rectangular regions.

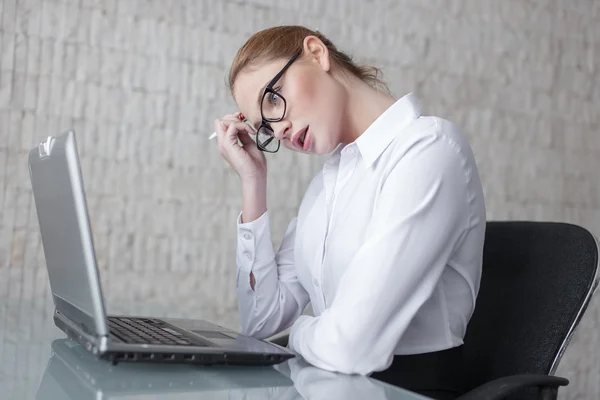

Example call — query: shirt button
[245,252,252,261]
[313,278,320,287]
[243,232,252,240]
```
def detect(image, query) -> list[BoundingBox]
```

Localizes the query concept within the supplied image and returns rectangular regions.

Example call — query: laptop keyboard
[108,317,204,346]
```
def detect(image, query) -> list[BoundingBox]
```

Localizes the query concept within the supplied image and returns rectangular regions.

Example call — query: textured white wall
[0,0,599,398]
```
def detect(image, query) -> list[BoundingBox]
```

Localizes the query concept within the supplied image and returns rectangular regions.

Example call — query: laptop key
[108,316,206,347]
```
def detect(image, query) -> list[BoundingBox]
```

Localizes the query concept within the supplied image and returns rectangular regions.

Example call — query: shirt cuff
[236,210,276,272]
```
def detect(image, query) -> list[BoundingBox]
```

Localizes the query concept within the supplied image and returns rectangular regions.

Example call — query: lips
[292,126,309,151]
[302,127,311,151]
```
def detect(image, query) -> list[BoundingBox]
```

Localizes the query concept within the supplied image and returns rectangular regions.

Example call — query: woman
[214,26,486,399]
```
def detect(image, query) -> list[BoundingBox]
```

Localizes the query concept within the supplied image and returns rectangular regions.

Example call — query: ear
[302,35,331,72]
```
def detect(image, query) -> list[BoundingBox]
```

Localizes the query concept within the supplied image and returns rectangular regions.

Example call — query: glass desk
[0,299,430,400]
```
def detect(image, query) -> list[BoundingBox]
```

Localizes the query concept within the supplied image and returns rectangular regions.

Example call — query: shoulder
[380,114,485,228]
[382,115,477,176]
[394,115,471,154]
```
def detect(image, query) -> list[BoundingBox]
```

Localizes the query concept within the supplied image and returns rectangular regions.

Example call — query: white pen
[208,119,257,140]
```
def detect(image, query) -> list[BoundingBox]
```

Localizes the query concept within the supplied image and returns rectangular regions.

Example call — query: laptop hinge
[53,294,107,336]
[54,309,108,354]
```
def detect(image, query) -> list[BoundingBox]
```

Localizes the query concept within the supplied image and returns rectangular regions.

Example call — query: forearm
[241,177,267,223]
[235,212,309,339]
[238,275,306,339]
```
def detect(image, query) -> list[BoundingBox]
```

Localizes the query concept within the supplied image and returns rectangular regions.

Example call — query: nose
[271,120,292,141]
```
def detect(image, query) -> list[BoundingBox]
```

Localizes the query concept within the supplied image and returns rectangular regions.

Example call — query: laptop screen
[28,131,109,336]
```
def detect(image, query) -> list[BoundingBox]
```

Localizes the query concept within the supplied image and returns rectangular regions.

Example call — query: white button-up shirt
[235,93,486,375]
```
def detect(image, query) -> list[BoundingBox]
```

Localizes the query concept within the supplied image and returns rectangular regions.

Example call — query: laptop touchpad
[192,330,237,340]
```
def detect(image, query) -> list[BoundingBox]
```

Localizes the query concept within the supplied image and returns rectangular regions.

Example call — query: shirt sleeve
[236,210,310,339]
[288,133,471,374]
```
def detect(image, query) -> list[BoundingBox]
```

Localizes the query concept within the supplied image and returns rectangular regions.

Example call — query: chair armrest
[457,374,569,400]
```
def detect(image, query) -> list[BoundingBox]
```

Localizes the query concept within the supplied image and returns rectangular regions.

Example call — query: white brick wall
[0,0,599,398]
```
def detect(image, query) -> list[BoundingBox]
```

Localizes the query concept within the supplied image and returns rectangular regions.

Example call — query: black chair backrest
[461,221,599,392]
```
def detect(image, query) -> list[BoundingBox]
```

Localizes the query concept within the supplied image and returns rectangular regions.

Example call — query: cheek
[289,72,320,112]
[290,73,342,130]
[287,71,345,154]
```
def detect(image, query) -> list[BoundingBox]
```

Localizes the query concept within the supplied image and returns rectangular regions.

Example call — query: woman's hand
[214,112,267,185]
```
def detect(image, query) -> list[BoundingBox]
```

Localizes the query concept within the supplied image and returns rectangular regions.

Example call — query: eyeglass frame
[256,49,303,153]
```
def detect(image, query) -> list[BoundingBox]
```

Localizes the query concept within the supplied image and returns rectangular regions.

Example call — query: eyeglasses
[256,49,303,153]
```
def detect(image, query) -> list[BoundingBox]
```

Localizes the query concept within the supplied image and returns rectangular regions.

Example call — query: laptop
[28,130,294,366]
[36,339,293,399]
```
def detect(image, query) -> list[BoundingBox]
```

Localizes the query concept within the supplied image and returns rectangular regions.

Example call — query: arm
[236,181,310,339]
[213,113,309,339]
[289,133,471,374]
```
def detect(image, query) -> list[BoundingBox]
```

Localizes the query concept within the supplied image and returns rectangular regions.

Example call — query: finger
[223,121,254,137]
[224,121,254,149]
[221,112,243,121]
[219,116,247,134]
[214,119,227,141]
[214,119,231,157]
[238,132,263,158]
[215,118,246,138]
[238,131,255,147]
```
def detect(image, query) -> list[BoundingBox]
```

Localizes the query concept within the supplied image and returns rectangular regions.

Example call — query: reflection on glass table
[274,356,431,400]
[36,339,430,400]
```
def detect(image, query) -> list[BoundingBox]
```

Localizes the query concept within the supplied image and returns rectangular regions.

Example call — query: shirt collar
[354,92,422,167]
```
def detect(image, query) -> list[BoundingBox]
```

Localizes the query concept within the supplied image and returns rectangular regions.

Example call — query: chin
[310,146,330,155]
[320,139,342,155]
[305,138,336,155]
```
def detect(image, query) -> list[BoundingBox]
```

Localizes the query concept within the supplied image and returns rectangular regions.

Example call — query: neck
[339,76,396,144]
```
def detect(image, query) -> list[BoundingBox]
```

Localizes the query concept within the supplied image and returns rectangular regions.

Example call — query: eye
[266,91,281,106]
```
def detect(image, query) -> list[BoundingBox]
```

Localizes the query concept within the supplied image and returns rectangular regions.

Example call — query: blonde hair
[228,25,388,94]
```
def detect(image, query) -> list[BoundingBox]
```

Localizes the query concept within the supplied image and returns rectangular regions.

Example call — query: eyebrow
[256,82,268,107]
[254,49,301,108]
[257,69,283,107]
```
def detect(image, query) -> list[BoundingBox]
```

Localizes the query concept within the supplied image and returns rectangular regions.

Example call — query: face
[232,37,348,155]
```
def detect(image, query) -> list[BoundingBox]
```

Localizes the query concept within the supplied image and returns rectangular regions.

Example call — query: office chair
[457,221,599,400]
[269,222,599,400]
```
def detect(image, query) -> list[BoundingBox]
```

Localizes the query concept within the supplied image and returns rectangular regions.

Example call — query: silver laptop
[28,130,294,366]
